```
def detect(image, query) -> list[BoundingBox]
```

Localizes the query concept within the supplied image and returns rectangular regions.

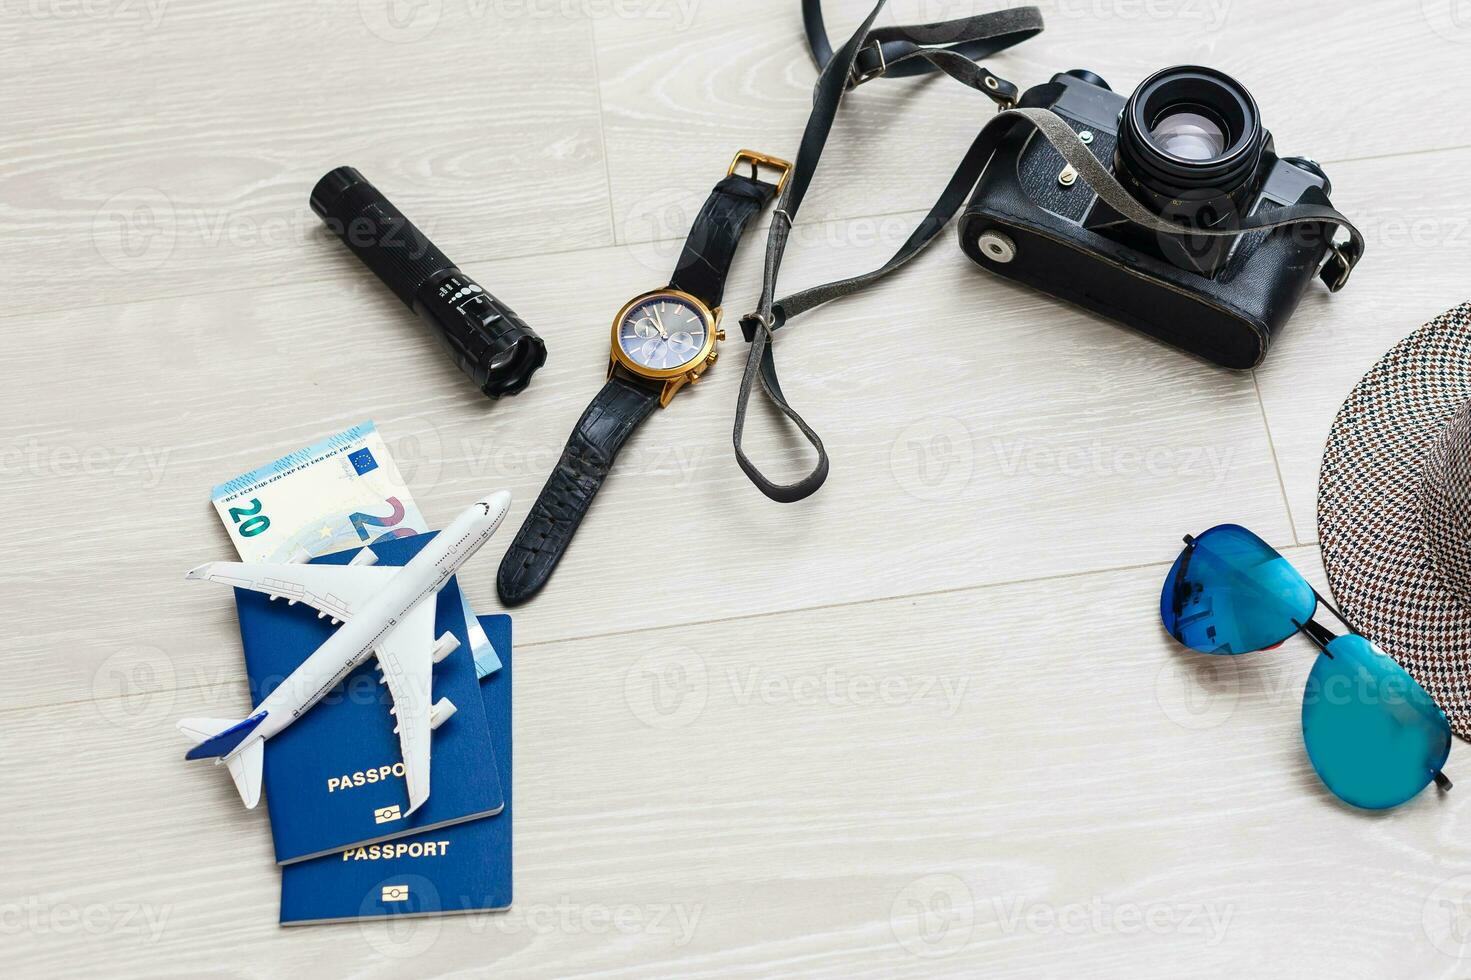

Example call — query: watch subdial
[668,331,696,357]
[637,339,663,364]
[632,318,658,340]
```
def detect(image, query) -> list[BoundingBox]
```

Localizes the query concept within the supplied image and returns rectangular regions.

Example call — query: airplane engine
[430,698,457,730]
[349,547,379,567]
[431,631,460,664]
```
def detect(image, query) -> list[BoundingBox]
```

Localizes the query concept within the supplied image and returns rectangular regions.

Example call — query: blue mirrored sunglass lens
[1302,635,1452,810]
[1160,524,1316,655]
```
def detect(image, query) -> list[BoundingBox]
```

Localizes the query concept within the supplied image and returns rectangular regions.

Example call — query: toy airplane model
[177,492,511,815]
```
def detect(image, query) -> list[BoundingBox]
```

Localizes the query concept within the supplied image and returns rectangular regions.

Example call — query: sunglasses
[1160,524,1453,810]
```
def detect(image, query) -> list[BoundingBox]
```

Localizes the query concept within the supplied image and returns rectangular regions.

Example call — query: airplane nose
[478,490,512,520]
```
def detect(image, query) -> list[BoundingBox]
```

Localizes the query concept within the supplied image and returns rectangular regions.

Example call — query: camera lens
[1115,66,1266,217]
[1148,107,1228,161]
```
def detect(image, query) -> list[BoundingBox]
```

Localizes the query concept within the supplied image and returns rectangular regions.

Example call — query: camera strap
[733,0,1365,503]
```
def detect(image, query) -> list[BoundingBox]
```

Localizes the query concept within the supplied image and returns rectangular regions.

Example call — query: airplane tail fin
[178,713,268,808]
[222,740,265,808]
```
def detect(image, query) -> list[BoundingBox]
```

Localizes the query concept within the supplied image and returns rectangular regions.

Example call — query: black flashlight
[310,166,546,398]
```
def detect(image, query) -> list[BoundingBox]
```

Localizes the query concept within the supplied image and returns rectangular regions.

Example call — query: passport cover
[280,615,513,925]
[234,532,503,865]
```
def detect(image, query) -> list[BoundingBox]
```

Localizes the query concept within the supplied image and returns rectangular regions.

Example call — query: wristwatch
[496,150,791,606]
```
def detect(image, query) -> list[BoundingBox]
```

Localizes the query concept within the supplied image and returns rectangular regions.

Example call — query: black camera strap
[733,0,1364,503]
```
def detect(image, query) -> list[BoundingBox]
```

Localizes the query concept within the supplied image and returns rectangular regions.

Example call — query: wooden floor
[6,1,1471,976]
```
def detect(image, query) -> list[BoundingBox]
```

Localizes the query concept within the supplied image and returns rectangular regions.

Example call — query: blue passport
[234,532,504,865]
[280,615,514,925]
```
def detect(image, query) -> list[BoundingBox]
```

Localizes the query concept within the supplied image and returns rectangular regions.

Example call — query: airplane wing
[186,561,396,623]
[375,597,437,815]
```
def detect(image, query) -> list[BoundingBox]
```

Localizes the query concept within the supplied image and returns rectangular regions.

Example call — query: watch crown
[716,328,726,342]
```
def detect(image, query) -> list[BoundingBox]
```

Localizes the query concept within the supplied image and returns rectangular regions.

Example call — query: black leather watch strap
[669,173,779,308]
[497,163,779,605]
[496,374,660,606]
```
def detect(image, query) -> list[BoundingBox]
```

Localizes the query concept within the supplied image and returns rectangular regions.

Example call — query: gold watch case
[608,287,727,407]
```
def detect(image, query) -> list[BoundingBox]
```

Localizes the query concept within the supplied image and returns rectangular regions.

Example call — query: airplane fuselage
[229,500,504,755]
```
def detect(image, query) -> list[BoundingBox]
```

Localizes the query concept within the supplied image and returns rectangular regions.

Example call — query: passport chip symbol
[374,805,402,824]
[381,885,410,903]
[348,448,378,475]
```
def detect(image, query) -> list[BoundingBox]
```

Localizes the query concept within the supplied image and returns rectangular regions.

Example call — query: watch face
[616,294,710,372]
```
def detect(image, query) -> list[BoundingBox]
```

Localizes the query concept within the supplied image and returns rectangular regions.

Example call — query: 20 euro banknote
[208,421,501,677]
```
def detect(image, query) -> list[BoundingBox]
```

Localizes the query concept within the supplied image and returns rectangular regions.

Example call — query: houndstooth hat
[1319,302,1471,738]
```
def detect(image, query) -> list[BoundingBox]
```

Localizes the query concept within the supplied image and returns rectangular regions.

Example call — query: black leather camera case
[959,74,1337,369]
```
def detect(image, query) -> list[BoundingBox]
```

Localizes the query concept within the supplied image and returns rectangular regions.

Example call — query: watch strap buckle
[728,149,794,195]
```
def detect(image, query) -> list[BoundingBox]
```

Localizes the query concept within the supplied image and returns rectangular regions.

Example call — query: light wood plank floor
[5,1,1471,976]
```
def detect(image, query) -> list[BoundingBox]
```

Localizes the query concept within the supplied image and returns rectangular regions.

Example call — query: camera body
[959,68,1339,368]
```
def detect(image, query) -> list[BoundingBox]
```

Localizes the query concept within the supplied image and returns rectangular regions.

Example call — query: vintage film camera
[961,66,1351,368]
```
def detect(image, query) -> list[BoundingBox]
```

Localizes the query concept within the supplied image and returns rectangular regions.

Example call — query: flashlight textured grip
[311,166,545,398]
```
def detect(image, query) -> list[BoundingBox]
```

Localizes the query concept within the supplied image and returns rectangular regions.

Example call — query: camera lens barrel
[1115,66,1266,218]
[311,166,546,399]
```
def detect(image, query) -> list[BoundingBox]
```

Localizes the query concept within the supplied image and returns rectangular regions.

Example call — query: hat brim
[1318,303,1471,739]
